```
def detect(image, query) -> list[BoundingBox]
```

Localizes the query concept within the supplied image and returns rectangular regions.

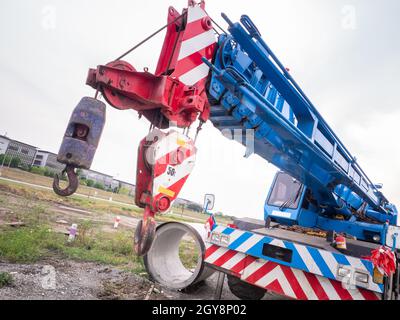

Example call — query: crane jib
[206,15,394,218]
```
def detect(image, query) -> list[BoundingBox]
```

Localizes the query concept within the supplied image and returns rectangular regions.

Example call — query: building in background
[174,198,203,212]
[110,179,121,192]
[2,138,37,167]
[32,150,64,173]
[80,169,114,189]
[0,135,10,155]
[116,180,136,196]
[1,133,137,195]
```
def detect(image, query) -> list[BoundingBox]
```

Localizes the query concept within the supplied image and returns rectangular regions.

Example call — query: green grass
[0,226,56,263]
[0,175,228,277]
[0,224,145,273]
[179,239,200,270]
[58,227,145,273]
[0,174,232,225]
[0,272,13,288]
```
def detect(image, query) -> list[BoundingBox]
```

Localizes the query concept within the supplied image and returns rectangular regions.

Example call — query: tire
[227,275,266,300]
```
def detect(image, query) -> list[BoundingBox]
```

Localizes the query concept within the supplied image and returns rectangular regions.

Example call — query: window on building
[36,155,43,159]
[21,149,29,155]
[8,145,18,151]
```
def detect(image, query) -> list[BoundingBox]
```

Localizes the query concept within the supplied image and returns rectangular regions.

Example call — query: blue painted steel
[205,14,398,243]
[211,226,384,293]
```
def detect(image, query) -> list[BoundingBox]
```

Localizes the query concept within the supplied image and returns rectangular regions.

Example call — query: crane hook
[52,165,79,197]
[134,207,157,256]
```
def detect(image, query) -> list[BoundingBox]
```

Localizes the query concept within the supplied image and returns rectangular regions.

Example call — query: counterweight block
[57,97,106,169]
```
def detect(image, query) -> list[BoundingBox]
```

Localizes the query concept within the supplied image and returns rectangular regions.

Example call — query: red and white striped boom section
[86,1,216,129]
[85,1,218,255]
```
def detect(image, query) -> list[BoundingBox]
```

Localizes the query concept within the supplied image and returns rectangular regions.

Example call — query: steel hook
[134,220,156,256]
[134,213,156,256]
[52,165,79,197]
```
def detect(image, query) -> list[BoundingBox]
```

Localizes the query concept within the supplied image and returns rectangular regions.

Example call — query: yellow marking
[177,138,186,147]
[373,267,384,284]
[158,186,175,198]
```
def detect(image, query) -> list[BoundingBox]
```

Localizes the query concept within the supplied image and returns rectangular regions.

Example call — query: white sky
[0,0,399,218]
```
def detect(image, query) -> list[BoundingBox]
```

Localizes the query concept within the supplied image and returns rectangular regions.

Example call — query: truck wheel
[227,275,266,300]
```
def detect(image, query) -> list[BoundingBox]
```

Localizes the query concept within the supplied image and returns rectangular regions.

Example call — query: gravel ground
[0,186,284,301]
[0,259,244,300]
[0,259,157,300]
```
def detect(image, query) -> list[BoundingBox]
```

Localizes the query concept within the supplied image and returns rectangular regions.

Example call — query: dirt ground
[0,182,238,300]
[0,259,244,300]
[0,177,284,301]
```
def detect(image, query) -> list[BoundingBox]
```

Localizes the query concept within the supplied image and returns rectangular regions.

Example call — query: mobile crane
[52,1,399,300]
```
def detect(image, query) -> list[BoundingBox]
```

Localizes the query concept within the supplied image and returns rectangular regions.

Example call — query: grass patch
[0,223,145,274]
[0,171,230,277]
[25,204,48,226]
[55,230,146,274]
[179,239,200,270]
[0,172,232,225]
[0,226,57,263]
[0,272,13,288]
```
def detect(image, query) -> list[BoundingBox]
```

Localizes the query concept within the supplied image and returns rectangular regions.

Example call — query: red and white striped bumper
[205,243,381,300]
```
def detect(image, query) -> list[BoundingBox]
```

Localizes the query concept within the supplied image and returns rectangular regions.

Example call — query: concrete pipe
[143,222,215,290]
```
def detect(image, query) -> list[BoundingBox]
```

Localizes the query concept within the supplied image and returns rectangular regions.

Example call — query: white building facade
[0,136,10,155]
[33,150,65,173]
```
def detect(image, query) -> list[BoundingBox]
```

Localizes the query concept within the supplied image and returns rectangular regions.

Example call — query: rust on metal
[52,165,79,197]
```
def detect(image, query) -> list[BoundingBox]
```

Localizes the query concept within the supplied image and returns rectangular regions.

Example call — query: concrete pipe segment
[144,222,215,290]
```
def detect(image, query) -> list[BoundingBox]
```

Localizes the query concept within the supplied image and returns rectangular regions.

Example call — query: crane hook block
[56,97,106,170]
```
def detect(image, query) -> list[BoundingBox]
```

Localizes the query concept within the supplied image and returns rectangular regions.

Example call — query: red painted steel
[86,1,216,129]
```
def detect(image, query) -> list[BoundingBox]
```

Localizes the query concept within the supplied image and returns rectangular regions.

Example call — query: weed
[26,204,48,226]
[0,226,57,263]
[179,239,200,271]
[75,220,96,248]
[0,171,226,276]
[0,272,13,288]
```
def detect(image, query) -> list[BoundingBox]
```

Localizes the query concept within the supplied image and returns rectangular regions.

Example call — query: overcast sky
[0,0,399,218]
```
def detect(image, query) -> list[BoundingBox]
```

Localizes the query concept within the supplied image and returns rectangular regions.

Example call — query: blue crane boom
[205,14,398,244]
[53,1,398,253]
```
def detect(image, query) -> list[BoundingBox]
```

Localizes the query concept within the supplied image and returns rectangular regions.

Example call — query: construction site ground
[0,168,283,300]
